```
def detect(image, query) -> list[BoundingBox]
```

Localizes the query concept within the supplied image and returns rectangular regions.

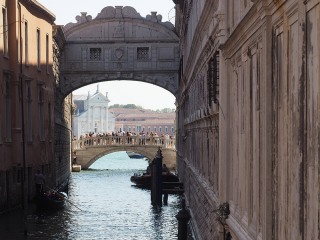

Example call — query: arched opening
[89,151,149,170]
[71,80,176,138]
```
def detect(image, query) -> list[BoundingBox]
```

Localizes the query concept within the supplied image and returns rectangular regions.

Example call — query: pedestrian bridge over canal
[72,135,176,169]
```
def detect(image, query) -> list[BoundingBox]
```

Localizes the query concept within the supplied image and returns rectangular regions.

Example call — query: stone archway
[53,6,179,187]
[59,6,180,98]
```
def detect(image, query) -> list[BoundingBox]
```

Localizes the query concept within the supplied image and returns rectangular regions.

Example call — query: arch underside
[60,71,179,97]
[83,147,155,169]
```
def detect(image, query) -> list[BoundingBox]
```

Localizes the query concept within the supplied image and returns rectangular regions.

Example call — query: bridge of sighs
[54,6,180,171]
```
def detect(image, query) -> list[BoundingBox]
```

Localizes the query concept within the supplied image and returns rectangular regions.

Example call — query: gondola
[35,190,67,210]
[130,172,179,189]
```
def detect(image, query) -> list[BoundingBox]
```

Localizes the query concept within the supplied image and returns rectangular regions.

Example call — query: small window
[25,21,29,65]
[38,85,45,141]
[2,7,8,56]
[46,34,49,73]
[137,47,149,60]
[4,72,12,142]
[26,81,33,142]
[37,29,41,69]
[90,48,102,61]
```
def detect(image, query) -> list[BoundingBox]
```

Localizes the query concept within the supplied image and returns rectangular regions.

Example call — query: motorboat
[130,172,179,189]
[126,151,145,159]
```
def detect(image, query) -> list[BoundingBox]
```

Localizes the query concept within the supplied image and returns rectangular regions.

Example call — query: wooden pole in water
[151,148,163,206]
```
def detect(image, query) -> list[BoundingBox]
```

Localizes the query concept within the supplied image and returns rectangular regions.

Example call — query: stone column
[106,107,109,132]
[86,104,90,132]
[91,106,94,132]
[100,106,103,132]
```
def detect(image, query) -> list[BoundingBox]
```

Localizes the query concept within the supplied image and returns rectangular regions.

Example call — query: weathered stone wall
[54,122,71,187]
[53,26,72,189]
[175,0,223,238]
[175,0,320,239]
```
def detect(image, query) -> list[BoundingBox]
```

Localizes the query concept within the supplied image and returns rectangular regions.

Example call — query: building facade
[72,85,115,138]
[175,0,320,239]
[0,0,57,212]
[110,108,175,136]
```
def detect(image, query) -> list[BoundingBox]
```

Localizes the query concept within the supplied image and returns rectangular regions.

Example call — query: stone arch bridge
[58,6,179,100]
[72,135,176,170]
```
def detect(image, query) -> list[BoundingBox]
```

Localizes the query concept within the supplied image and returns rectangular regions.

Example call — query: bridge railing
[72,135,176,150]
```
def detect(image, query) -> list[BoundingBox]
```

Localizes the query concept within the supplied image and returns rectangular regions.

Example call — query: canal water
[0,151,194,240]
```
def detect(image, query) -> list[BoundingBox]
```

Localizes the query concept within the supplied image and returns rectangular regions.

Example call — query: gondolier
[34,169,46,196]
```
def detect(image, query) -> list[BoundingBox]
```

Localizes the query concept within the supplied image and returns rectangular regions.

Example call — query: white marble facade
[72,85,115,138]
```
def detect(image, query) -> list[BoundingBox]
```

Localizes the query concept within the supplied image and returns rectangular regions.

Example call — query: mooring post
[163,192,168,205]
[151,147,163,206]
[151,159,156,204]
[176,198,191,240]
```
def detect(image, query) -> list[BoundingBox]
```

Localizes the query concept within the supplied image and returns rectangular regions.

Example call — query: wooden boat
[35,191,67,210]
[130,172,179,189]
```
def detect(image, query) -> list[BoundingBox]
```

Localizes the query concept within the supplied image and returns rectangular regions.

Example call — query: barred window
[207,51,220,105]
[90,48,102,61]
[137,47,149,60]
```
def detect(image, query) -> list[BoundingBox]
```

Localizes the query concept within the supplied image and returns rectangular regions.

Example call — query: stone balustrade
[72,135,175,150]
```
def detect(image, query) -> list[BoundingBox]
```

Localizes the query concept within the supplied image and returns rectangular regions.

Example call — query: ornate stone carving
[146,12,162,23]
[96,6,142,19]
[115,48,124,60]
[64,6,175,33]
[113,23,125,38]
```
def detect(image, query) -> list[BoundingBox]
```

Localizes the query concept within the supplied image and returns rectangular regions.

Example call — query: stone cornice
[181,0,220,93]
[220,2,265,58]
[21,0,56,23]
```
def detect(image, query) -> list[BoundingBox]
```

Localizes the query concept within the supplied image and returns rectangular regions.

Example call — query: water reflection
[0,152,194,239]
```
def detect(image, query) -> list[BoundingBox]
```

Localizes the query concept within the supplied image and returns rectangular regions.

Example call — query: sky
[37,0,176,110]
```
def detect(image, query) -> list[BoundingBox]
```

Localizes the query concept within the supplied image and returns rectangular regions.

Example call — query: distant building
[72,85,115,138]
[110,108,175,136]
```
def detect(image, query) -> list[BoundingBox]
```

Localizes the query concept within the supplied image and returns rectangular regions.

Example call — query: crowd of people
[73,131,175,149]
